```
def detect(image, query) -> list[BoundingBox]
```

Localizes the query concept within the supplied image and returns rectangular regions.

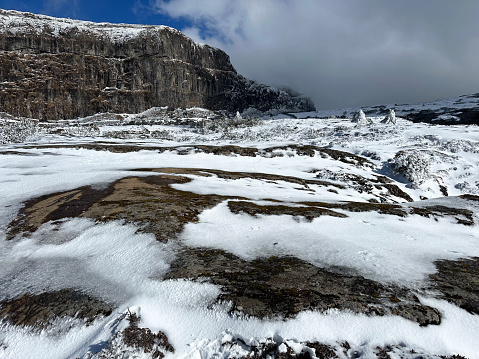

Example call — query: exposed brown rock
[6,172,234,242]
[9,165,469,246]
[6,166,348,242]
[410,205,475,225]
[122,311,174,359]
[219,336,470,359]
[460,194,479,202]
[19,142,414,202]
[22,143,373,169]
[234,339,338,359]
[301,201,408,217]
[6,184,115,240]
[88,310,174,359]
[227,200,347,220]
[264,145,374,167]
[8,167,476,328]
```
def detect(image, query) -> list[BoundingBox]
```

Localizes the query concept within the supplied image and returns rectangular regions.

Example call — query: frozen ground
[0,109,478,358]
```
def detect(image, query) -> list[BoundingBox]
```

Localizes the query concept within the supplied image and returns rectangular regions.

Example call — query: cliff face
[0,10,315,120]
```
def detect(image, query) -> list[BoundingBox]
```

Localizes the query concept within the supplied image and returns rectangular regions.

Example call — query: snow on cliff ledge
[0,8,202,46]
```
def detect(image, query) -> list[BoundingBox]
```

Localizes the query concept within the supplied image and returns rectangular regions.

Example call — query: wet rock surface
[0,289,112,329]
[165,248,441,326]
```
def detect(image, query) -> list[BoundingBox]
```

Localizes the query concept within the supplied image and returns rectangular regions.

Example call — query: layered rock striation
[0,9,315,120]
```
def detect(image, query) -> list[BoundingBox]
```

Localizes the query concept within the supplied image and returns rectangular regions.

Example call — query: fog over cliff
[152,0,479,110]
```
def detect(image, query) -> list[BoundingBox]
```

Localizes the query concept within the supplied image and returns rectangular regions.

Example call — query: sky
[1,0,479,110]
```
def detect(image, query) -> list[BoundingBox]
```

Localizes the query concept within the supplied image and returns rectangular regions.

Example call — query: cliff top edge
[0,8,211,48]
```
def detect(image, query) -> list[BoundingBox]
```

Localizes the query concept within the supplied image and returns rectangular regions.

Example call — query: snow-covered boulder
[0,118,39,144]
[233,111,243,123]
[390,150,431,186]
[381,109,397,124]
[351,109,373,126]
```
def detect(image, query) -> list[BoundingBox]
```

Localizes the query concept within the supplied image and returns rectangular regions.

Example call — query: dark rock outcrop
[0,288,112,329]
[406,108,479,125]
[165,248,442,326]
[430,257,479,314]
[0,9,315,120]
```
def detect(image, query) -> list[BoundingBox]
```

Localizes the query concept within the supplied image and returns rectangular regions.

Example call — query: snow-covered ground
[0,110,478,358]
[294,92,479,121]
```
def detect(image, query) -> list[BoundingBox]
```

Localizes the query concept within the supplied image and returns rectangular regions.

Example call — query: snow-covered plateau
[0,104,478,359]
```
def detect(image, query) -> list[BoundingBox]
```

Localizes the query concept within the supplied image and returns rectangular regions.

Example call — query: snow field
[180,200,479,285]
[0,115,479,358]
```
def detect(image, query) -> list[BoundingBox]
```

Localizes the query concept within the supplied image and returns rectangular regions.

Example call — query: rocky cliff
[0,9,315,121]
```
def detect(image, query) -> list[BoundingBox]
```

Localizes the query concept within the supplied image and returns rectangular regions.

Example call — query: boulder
[351,109,372,126]
[381,109,397,124]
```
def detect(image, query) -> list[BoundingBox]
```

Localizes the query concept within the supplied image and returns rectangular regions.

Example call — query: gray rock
[430,257,479,314]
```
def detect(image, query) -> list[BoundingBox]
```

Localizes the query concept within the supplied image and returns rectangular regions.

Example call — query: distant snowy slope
[296,93,479,125]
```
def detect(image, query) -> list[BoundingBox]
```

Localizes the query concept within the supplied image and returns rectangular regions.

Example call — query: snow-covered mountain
[0,9,314,121]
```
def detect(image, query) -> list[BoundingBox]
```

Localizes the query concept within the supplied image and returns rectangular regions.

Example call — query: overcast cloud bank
[153,0,479,110]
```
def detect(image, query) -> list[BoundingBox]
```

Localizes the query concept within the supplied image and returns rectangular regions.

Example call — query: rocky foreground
[0,109,479,358]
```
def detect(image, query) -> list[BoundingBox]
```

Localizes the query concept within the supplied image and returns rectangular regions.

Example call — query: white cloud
[153,0,479,109]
